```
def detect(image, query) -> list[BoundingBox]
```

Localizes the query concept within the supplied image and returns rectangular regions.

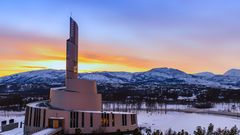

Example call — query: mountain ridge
[224,69,240,77]
[0,68,240,90]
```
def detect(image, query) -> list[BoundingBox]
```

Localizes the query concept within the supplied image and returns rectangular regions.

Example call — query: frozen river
[138,111,240,134]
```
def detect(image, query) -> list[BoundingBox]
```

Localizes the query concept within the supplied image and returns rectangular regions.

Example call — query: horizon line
[0,67,238,78]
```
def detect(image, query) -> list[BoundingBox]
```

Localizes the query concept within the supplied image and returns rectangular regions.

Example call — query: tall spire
[69,17,78,45]
[66,17,78,84]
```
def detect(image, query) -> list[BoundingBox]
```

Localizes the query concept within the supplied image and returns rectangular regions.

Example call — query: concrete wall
[50,89,102,111]
[1,123,18,132]
[50,79,101,111]
[24,106,46,135]
[66,79,97,93]
[24,105,138,135]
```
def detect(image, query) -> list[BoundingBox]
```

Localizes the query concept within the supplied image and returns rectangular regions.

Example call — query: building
[24,18,138,134]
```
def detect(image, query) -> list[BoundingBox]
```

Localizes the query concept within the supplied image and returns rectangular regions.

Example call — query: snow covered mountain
[0,68,240,90]
[224,69,240,77]
[194,72,216,78]
[0,69,65,85]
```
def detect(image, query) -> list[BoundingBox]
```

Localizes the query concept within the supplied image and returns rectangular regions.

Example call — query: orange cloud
[0,30,157,76]
[21,66,48,69]
[1,28,239,77]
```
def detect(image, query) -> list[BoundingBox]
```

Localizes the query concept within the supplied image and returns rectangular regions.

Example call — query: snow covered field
[0,111,25,126]
[138,111,240,134]
[208,103,240,112]
[0,107,239,134]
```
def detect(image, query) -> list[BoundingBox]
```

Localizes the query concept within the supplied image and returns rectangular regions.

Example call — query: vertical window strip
[37,108,39,127]
[43,109,46,127]
[125,114,127,125]
[133,114,135,124]
[38,109,41,127]
[37,109,39,127]
[101,113,110,127]
[35,109,38,127]
[73,112,75,128]
[101,113,104,127]
[112,114,115,127]
[24,107,29,126]
[122,114,124,126]
[90,113,93,127]
[104,113,106,127]
[131,114,132,125]
[70,112,73,128]
[33,108,36,127]
[29,107,32,126]
[107,114,109,127]
[36,108,38,127]
[122,114,127,126]
[124,114,126,126]
[101,113,103,126]
[81,112,84,128]
[131,114,136,125]
[76,112,78,128]
[36,109,38,127]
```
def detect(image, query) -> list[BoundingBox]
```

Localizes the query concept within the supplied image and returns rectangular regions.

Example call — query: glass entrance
[49,118,64,128]
[53,120,59,128]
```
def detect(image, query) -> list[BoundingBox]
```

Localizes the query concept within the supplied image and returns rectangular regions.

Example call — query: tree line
[133,123,239,135]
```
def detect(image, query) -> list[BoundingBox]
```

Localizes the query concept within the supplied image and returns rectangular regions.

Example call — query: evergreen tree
[207,123,214,135]
[153,130,161,135]
[177,129,189,135]
[229,125,239,135]
[194,126,206,135]
[165,128,174,135]
[146,128,152,135]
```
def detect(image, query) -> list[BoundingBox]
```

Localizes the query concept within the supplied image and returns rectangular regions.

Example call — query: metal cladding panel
[66,41,78,80]
[70,17,78,45]
[66,17,78,81]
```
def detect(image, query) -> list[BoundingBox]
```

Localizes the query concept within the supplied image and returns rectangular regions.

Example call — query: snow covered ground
[208,103,240,112]
[0,128,23,135]
[138,111,240,134]
[0,111,24,135]
[0,107,239,135]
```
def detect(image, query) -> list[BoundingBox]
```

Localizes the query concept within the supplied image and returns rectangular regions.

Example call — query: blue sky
[1,0,240,76]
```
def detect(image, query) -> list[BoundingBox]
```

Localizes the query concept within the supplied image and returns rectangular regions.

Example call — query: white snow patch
[138,111,240,134]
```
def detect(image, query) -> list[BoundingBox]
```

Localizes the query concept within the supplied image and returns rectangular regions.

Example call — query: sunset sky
[1,0,240,77]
